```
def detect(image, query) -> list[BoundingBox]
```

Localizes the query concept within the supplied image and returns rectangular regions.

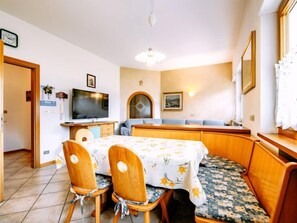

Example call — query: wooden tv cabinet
[61,121,117,139]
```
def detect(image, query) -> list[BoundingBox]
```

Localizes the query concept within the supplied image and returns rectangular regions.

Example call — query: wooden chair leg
[113,210,121,223]
[95,196,101,223]
[65,200,77,223]
[160,198,170,223]
[144,211,150,223]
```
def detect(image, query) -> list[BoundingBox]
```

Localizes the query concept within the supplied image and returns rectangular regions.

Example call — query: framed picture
[162,92,183,111]
[241,30,256,95]
[87,74,96,88]
[0,29,18,48]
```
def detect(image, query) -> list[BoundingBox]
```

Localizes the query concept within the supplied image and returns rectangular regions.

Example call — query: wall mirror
[241,30,256,95]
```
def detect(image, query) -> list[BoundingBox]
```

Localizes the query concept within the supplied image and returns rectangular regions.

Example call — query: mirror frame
[241,30,256,95]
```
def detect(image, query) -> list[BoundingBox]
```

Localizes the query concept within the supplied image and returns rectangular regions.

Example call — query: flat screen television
[72,88,109,119]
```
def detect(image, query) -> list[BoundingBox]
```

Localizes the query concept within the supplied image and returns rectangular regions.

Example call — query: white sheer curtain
[275,46,297,130]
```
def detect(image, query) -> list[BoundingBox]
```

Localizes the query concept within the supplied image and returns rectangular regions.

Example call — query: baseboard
[40,160,56,168]
[4,148,31,154]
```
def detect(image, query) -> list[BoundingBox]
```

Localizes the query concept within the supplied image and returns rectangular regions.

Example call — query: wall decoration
[87,74,96,88]
[162,92,183,111]
[0,29,18,48]
[241,30,256,95]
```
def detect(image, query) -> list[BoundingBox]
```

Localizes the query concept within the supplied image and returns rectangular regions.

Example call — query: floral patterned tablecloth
[56,135,208,206]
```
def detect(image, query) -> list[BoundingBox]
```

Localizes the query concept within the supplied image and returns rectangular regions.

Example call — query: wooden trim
[4,56,40,168]
[0,40,4,202]
[257,132,297,160]
[126,91,154,119]
[4,148,30,154]
[40,160,56,168]
[278,127,297,140]
[60,121,117,127]
[132,124,251,134]
[279,0,297,58]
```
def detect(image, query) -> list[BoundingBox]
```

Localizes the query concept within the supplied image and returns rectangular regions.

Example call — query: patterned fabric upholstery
[114,185,166,219]
[195,167,269,222]
[95,174,112,189]
[200,155,246,173]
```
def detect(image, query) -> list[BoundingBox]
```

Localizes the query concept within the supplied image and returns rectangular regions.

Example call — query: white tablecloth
[56,135,208,206]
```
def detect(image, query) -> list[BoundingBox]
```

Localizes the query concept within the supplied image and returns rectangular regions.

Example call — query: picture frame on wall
[87,74,96,88]
[162,92,183,111]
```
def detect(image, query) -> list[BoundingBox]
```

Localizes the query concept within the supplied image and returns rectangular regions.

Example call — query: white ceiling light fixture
[135,0,166,65]
[135,48,166,65]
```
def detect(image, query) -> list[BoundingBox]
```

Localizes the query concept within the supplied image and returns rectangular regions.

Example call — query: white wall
[0,10,120,164]
[3,64,31,152]
[161,62,235,123]
[232,0,279,135]
[120,67,161,123]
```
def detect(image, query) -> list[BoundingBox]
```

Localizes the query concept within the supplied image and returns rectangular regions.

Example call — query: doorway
[0,55,40,202]
[4,56,40,168]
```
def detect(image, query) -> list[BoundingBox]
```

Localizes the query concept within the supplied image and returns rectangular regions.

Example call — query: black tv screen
[72,88,109,119]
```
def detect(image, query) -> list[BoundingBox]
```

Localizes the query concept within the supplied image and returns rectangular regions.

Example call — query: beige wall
[4,64,31,152]
[120,67,161,123]
[161,62,235,123]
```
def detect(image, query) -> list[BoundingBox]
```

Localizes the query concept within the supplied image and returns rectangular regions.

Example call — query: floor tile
[0,196,38,215]
[50,172,69,183]
[11,184,47,199]
[9,170,36,180]
[23,175,52,187]
[43,181,69,194]
[23,205,64,223]
[0,211,27,223]
[4,178,28,190]
[34,168,57,177]
[32,191,68,209]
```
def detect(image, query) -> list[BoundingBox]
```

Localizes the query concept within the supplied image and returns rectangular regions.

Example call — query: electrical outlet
[43,150,50,155]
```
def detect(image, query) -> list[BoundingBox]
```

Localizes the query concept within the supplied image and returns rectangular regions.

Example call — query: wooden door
[0,40,4,201]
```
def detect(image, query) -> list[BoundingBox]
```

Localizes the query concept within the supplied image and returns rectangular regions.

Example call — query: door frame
[127,91,154,119]
[4,56,40,168]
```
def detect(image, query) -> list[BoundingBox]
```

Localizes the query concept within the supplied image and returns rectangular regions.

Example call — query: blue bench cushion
[185,119,203,125]
[195,167,269,222]
[143,119,162,124]
[200,155,246,173]
[203,120,225,126]
[125,119,144,130]
[162,119,186,125]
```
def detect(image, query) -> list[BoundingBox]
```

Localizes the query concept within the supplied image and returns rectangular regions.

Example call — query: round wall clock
[0,29,18,48]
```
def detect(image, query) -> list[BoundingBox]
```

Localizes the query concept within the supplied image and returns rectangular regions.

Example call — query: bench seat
[200,155,246,173]
[195,167,269,222]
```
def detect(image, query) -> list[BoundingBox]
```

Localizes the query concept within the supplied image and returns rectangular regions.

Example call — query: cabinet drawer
[101,124,114,134]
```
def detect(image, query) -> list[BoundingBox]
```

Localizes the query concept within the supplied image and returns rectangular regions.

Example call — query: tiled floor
[0,150,195,223]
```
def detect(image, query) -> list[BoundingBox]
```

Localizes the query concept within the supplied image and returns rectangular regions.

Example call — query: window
[276,0,297,130]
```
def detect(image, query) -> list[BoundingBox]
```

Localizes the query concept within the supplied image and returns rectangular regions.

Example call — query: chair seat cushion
[200,155,246,173]
[146,185,166,203]
[195,167,269,222]
[96,174,112,189]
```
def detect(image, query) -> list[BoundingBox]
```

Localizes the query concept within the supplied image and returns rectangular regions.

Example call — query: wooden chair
[75,128,94,142]
[108,144,170,223]
[63,140,111,223]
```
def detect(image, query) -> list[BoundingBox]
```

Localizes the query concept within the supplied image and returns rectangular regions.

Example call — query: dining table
[56,135,209,206]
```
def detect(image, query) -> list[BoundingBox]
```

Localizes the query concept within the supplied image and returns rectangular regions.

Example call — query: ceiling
[0,0,248,71]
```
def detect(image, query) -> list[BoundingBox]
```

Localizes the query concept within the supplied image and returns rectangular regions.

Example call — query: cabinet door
[101,124,114,137]
[88,126,101,139]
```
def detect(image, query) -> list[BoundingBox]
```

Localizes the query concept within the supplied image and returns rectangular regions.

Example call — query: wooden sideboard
[61,121,117,139]
[132,124,250,141]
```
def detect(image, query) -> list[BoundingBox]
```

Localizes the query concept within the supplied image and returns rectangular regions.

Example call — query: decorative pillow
[162,119,186,125]
[185,120,203,125]
[195,167,269,222]
[125,119,144,130]
[200,155,246,173]
[203,120,225,126]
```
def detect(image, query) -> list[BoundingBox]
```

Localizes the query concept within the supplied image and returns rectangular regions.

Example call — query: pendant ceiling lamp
[135,0,166,65]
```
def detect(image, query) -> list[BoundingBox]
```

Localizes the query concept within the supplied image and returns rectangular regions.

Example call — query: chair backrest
[75,129,94,142]
[63,140,97,191]
[108,144,147,202]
